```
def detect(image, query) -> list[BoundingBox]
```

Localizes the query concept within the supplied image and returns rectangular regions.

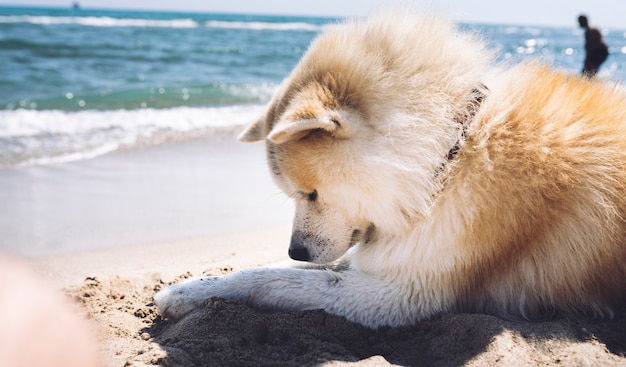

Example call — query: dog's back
[425,64,626,319]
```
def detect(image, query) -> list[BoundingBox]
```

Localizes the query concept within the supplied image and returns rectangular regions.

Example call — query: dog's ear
[238,110,344,144]
[268,114,340,144]
[238,116,266,142]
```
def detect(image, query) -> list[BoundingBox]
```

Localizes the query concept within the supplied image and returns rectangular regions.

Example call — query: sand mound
[69,272,626,367]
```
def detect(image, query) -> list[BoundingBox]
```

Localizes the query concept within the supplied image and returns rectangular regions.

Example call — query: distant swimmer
[578,14,609,77]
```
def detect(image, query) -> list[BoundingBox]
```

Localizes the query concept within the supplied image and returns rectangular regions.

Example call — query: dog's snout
[289,236,311,261]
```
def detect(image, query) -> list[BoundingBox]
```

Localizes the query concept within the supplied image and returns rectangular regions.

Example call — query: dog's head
[239,78,378,263]
[239,10,489,263]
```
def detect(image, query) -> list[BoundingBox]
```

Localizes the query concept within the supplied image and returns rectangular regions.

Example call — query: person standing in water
[578,14,609,77]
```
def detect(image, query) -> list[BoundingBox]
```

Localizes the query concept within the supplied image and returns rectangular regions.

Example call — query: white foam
[0,15,199,28]
[205,20,324,32]
[1,105,263,136]
[19,141,122,167]
[0,15,325,31]
[0,105,267,167]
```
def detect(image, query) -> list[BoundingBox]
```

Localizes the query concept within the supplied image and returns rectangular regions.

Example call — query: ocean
[1,5,626,168]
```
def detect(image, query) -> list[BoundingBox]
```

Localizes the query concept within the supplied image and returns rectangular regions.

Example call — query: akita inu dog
[155,9,626,328]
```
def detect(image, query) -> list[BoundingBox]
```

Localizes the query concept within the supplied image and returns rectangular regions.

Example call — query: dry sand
[4,135,625,366]
[31,226,626,367]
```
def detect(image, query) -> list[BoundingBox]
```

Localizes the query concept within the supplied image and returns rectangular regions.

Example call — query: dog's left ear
[238,116,266,142]
[268,114,341,144]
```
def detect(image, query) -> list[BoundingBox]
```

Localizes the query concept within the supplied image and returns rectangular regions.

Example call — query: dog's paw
[154,276,220,320]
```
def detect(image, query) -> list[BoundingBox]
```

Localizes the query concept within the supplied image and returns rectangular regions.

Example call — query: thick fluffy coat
[155,10,626,328]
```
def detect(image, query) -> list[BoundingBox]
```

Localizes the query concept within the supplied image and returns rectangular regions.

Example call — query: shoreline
[0,133,292,258]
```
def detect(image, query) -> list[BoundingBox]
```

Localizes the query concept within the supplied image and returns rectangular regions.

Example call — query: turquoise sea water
[2,6,626,168]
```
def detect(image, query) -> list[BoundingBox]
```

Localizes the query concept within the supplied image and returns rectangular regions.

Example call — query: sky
[4,0,626,29]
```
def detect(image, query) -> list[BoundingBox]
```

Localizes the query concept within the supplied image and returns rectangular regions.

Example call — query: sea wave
[0,15,199,27]
[204,20,324,32]
[0,15,325,31]
[0,104,265,168]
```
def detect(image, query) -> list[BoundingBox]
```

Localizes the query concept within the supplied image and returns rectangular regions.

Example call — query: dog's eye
[307,190,318,202]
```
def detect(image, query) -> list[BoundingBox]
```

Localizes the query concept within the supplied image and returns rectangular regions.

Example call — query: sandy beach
[2,134,625,367]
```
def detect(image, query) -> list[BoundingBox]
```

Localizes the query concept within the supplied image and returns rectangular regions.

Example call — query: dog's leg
[154,267,413,328]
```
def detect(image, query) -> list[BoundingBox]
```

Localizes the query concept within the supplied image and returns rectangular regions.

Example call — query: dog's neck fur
[446,83,488,162]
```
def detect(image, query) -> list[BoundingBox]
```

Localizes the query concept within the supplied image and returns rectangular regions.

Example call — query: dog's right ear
[238,116,266,143]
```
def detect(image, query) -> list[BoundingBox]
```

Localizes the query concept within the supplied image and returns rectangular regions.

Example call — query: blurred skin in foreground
[0,255,100,367]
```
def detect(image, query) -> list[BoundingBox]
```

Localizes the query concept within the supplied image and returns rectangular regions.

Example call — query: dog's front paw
[154,276,220,320]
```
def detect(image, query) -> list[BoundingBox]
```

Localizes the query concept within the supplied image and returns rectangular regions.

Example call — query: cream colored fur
[155,9,626,328]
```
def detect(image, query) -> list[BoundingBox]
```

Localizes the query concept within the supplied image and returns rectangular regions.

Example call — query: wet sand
[0,134,292,257]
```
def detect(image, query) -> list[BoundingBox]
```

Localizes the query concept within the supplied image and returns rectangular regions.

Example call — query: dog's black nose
[289,246,310,261]
[288,236,310,261]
